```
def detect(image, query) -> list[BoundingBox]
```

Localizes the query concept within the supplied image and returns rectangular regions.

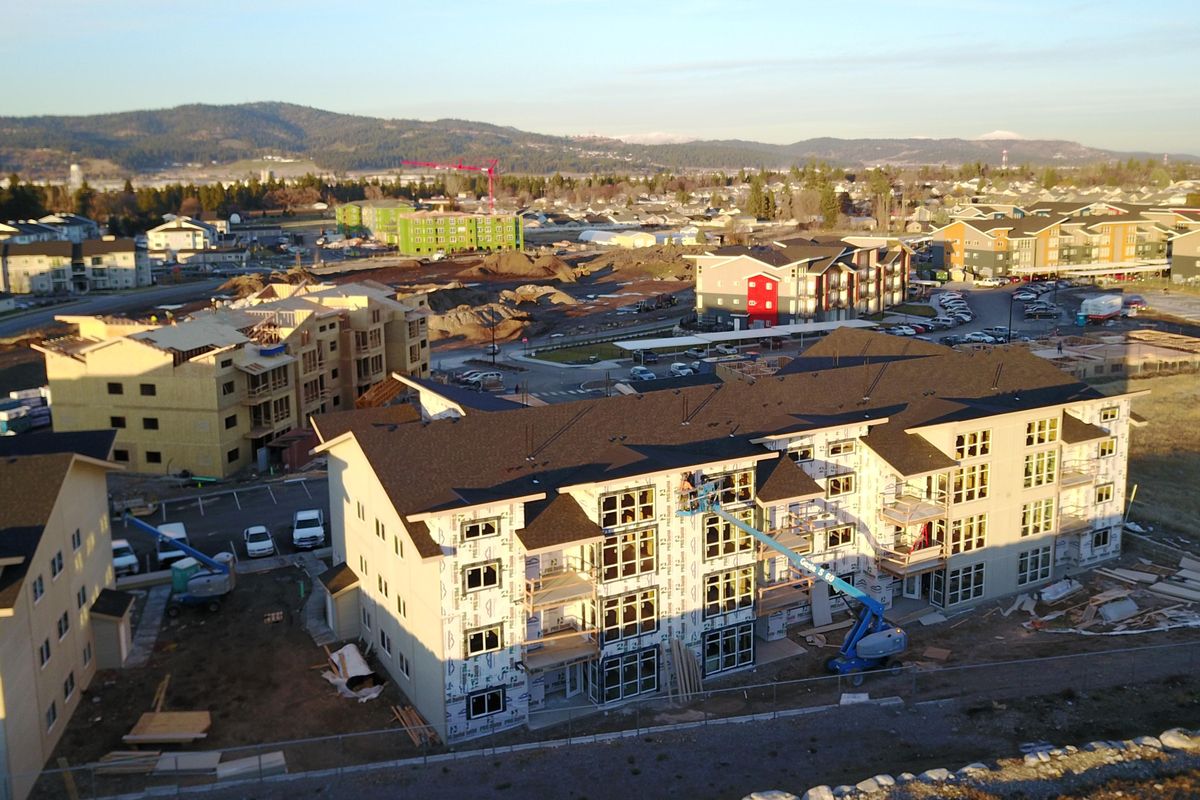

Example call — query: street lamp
[1007,292,1014,344]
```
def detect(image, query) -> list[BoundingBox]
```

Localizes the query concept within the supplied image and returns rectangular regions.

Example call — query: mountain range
[0,102,1193,177]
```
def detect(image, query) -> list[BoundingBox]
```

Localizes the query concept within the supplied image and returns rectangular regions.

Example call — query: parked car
[630,366,656,381]
[963,331,998,344]
[292,509,326,550]
[939,334,966,346]
[974,277,1005,288]
[683,348,708,360]
[1123,294,1148,309]
[243,525,277,558]
[929,316,958,328]
[155,522,191,569]
[483,343,500,356]
[456,370,485,384]
[890,325,917,336]
[949,311,975,323]
[112,538,140,577]
[1013,292,1038,302]
[669,362,695,377]
[982,326,1011,339]
[1024,308,1058,319]
[464,371,503,386]
[714,344,739,356]
[759,336,785,350]
[632,349,659,364]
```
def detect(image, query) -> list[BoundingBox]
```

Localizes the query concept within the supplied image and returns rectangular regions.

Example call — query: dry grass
[1098,373,1200,538]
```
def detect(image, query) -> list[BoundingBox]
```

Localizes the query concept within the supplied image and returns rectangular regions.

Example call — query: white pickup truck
[292,509,326,550]
[155,523,191,569]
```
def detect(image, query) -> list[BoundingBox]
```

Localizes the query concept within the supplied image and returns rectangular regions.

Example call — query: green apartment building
[335,201,523,255]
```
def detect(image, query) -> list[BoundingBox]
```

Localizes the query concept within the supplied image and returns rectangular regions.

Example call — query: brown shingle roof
[91,588,135,619]
[316,329,1098,525]
[1061,412,1110,443]
[0,454,74,610]
[405,520,441,559]
[318,562,360,596]
[755,457,823,502]
[517,493,603,552]
[862,428,958,477]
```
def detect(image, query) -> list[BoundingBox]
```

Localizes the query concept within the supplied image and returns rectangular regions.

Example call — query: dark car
[633,350,660,364]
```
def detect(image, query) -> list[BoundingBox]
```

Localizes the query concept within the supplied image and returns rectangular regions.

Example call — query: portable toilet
[171,557,201,593]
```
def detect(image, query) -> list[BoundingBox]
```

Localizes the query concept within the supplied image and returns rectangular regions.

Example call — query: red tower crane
[400,159,499,214]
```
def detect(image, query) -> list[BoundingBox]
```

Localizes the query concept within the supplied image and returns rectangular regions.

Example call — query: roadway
[0,279,225,338]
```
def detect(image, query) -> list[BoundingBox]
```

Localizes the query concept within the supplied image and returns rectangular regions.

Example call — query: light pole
[1007,292,1014,344]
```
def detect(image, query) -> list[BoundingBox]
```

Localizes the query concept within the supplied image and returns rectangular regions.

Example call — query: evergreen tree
[819,183,839,228]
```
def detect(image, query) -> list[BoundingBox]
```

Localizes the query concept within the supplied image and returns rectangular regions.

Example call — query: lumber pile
[668,638,703,701]
[95,751,161,775]
[123,711,212,744]
[390,705,439,747]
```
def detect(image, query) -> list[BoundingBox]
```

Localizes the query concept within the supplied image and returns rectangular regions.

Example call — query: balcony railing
[878,540,947,576]
[242,381,289,403]
[1059,461,1099,488]
[525,559,595,609]
[522,623,600,671]
[880,493,948,525]
[1058,513,1092,535]
[756,569,814,616]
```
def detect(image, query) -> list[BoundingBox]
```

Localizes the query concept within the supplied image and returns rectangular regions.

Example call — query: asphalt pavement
[113,477,331,570]
[0,279,225,337]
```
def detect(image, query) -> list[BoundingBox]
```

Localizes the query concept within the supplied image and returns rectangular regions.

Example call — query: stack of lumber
[95,751,160,775]
[122,711,211,745]
[1146,557,1200,603]
[668,638,703,701]
[390,705,439,747]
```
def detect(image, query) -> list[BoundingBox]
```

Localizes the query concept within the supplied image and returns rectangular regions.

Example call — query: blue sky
[4,0,1197,153]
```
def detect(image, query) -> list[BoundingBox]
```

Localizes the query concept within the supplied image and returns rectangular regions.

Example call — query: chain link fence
[27,639,1200,799]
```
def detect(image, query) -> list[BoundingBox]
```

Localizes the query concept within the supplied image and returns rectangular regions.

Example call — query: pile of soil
[458,251,576,283]
[499,284,578,307]
[427,302,531,343]
[416,282,495,313]
[575,244,702,281]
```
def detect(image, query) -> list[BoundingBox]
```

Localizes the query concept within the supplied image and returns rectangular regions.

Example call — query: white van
[112,539,140,577]
[155,523,191,568]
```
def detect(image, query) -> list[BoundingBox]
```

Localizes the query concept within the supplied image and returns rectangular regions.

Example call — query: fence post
[89,765,97,800]
[635,706,640,735]
[772,682,778,717]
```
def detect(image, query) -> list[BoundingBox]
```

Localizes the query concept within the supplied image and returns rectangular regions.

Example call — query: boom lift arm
[680,481,907,681]
[121,514,231,574]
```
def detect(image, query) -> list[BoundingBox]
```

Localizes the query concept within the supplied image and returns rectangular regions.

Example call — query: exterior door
[565,663,582,698]
[902,575,921,599]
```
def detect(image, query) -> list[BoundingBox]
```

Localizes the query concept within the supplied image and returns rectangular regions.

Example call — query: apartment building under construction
[38,281,429,477]
[311,328,1139,744]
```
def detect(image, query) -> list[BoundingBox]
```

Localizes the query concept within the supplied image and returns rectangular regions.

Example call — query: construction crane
[400,159,499,214]
[680,481,907,684]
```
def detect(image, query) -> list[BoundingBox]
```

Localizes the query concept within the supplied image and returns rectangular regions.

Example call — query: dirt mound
[424,284,495,312]
[499,284,578,306]
[427,303,531,343]
[574,244,701,281]
[217,273,266,299]
[458,251,576,283]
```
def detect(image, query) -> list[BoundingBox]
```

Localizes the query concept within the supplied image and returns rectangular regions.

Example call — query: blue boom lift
[122,514,237,615]
[681,482,907,684]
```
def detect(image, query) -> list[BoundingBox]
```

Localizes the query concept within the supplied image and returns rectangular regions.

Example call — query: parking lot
[113,477,331,571]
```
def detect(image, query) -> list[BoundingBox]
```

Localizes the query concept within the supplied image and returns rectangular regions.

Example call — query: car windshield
[114,545,135,558]
[297,518,320,529]
[248,530,269,542]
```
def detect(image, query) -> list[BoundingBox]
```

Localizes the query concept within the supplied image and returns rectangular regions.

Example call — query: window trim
[466,687,506,720]
[462,560,501,593]
[1017,545,1052,586]
[601,526,657,581]
[703,566,755,619]
[702,622,755,676]
[465,623,504,658]
[462,517,501,542]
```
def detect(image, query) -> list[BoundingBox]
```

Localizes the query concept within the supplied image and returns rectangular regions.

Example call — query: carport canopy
[612,320,877,352]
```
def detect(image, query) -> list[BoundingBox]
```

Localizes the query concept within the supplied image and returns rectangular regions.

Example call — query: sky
[3,0,1198,154]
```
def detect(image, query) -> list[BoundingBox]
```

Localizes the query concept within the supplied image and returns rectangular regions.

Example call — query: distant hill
[0,101,1193,177]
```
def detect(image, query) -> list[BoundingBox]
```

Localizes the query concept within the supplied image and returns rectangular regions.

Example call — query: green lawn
[530,342,628,364]
[889,303,937,318]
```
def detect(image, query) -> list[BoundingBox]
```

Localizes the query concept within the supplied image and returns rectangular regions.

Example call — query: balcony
[525,561,595,609]
[878,540,947,576]
[1060,462,1099,488]
[241,381,289,403]
[881,494,947,525]
[1058,513,1092,535]
[756,571,813,616]
[757,513,814,560]
[522,623,600,671]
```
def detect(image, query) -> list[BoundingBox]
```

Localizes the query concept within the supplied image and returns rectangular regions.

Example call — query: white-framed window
[397,652,410,678]
[600,488,655,528]
[598,648,658,704]
[954,430,991,459]
[1093,528,1111,549]
[374,519,386,541]
[379,629,392,656]
[396,595,407,618]
[939,514,987,554]
[601,588,658,643]
[787,443,814,462]
[465,623,503,658]
[951,464,989,503]
[1026,417,1059,446]
[703,622,755,676]
[703,509,753,560]
[1017,546,1052,586]
[704,567,754,618]
[467,687,506,720]
[828,440,856,457]
[46,701,58,732]
[1096,483,1114,504]
[1024,450,1058,488]
[358,555,368,576]
[32,574,44,603]
[826,474,856,498]
[50,551,64,579]
[82,642,92,666]
[601,527,656,581]
[944,563,985,606]
[377,575,389,598]
[57,611,70,640]
[1098,438,1116,458]
[76,585,87,609]
[1099,406,1119,422]
[1021,498,1056,537]
[826,525,855,548]
[361,608,371,630]
[39,638,51,667]
[712,469,754,505]
[394,535,403,558]
[63,671,76,701]
[463,561,501,593]
[71,529,82,551]
[463,518,500,541]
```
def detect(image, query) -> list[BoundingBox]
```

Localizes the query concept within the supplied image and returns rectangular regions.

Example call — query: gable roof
[0,430,115,461]
[315,329,1097,527]
[318,562,360,597]
[0,454,75,610]
[1061,412,1111,444]
[516,494,604,552]
[755,457,822,502]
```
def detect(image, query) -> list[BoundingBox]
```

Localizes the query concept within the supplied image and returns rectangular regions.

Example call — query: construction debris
[215,752,287,781]
[122,711,212,744]
[922,647,952,662]
[391,704,440,747]
[669,638,704,701]
[1039,578,1083,604]
[1098,597,1140,623]
[95,751,161,775]
[152,751,221,776]
[918,612,948,626]
[321,643,385,702]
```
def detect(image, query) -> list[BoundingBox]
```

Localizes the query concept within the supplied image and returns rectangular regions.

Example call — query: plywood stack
[668,639,703,701]
[390,705,440,747]
[95,751,161,775]
[1147,557,1200,603]
[122,712,212,745]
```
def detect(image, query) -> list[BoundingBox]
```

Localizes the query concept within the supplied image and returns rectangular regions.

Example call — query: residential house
[1,239,151,295]
[146,217,219,261]
[310,328,1138,745]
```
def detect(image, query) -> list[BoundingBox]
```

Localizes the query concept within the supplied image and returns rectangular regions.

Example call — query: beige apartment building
[0,238,151,295]
[310,328,1139,744]
[38,281,429,477]
[0,432,120,800]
